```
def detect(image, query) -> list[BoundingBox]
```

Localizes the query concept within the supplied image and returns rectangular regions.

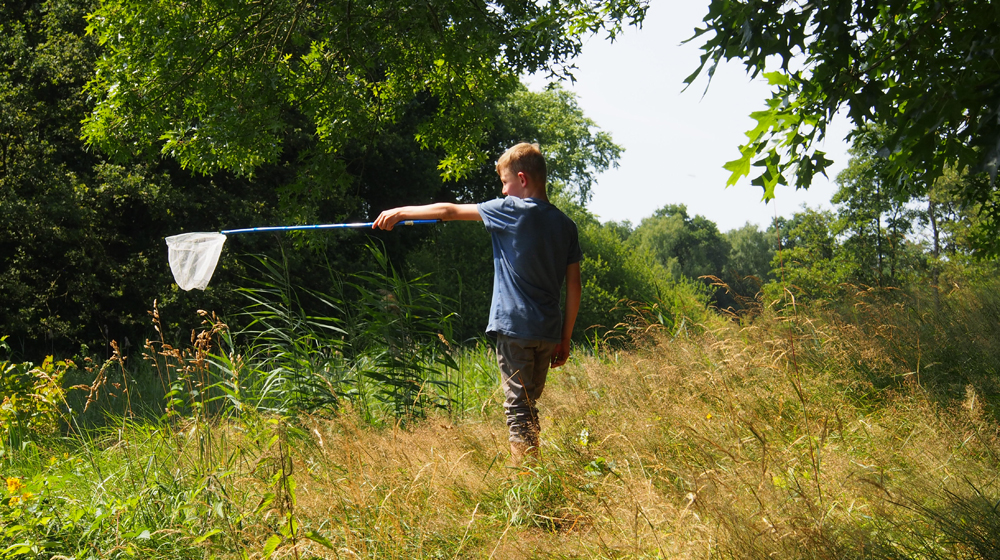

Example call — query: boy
[373,143,582,464]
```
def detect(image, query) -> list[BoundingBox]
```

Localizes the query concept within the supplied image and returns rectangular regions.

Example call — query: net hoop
[165,232,227,291]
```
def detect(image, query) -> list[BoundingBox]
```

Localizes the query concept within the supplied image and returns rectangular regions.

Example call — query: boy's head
[496,143,547,198]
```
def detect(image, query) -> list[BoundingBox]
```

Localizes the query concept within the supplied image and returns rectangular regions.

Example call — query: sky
[524,1,854,233]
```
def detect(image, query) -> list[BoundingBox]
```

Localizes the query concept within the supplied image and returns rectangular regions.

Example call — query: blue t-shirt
[477,196,583,342]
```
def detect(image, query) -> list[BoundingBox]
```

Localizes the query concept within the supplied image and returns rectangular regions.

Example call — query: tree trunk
[875,185,884,285]
[929,197,941,313]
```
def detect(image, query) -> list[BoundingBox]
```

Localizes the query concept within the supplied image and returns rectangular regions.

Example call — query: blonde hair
[496,143,547,187]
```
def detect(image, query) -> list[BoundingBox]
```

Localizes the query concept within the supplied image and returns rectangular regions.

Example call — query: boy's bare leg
[509,425,540,466]
[510,441,529,466]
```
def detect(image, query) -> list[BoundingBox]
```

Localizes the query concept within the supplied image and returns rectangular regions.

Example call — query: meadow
[2,267,999,560]
[5,2,1000,557]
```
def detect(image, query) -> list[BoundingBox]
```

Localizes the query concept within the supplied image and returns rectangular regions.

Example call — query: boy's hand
[373,208,404,230]
[551,341,570,368]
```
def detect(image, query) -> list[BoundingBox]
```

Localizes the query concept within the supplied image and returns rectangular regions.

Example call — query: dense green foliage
[629,204,730,280]
[692,0,1000,253]
[0,0,653,358]
[563,203,708,337]
[0,0,308,355]
[725,222,774,282]
[831,126,916,286]
[0,340,69,456]
[771,208,852,298]
[768,126,1000,302]
[82,0,646,181]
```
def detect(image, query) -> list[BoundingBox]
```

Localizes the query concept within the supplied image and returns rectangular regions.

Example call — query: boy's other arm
[373,203,481,230]
[551,261,581,368]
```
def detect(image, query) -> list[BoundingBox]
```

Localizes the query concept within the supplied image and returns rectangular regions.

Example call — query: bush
[0,339,72,457]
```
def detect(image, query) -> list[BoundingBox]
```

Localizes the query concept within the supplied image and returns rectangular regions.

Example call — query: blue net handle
[221,219,440,235]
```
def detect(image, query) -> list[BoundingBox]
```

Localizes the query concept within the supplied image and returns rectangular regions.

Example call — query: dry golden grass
[43,285,997,559]
[257,298,999,559]
[8,283,999,559]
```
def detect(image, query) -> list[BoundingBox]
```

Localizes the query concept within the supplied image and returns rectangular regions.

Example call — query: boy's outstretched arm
[551,262,581,368]
[373,203,481,230]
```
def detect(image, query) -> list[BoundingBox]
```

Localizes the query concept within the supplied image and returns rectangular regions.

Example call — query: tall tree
[918,167,980,260]
[723,222,774,306]
[725,223,773,281]
[629,204,730,281]
[0,0,343,355]
[505,85,622,205]
[81,0,646,186]
[770,208,853,299]
[691,0,1000,253]
[832,126,913,286]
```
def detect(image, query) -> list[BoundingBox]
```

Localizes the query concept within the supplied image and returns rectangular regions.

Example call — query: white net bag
[165,232,227,291]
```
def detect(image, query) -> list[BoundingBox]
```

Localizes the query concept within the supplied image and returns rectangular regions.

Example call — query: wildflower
[706,413,713,420]
[8,496,21,507]
[6,477,22,494]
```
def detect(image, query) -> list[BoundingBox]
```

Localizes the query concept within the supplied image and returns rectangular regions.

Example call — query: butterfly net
[165,232,227,291]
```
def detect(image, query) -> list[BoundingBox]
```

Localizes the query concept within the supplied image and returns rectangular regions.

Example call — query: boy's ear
[517,171,529,187]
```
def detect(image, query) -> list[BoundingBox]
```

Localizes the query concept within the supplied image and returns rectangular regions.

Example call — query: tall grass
[826,281,1000,415]
[2,266,999,558]
[234,244,486,423]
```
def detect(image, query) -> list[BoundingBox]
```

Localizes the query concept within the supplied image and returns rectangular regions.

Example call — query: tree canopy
[82,0,646,179]
[0,0,298,353]
[629,204,730,281]
[0,0,648,356]
[691,0,1000,219]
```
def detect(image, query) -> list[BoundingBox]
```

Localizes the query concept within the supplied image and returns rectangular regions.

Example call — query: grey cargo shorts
[495,334,558,445]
